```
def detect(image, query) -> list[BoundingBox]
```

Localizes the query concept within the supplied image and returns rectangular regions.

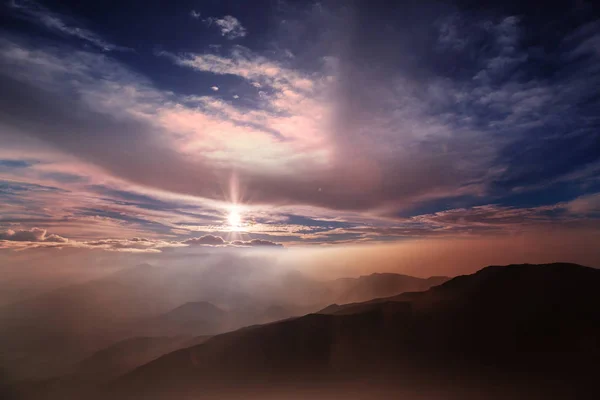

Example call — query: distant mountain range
[10,263,597,399]
[329,272,449,304]
[0,265,445,382]
[103,263,599,400]
[144,302,227,336]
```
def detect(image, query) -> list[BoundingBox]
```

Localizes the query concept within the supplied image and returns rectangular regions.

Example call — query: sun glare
[228,208,242,228]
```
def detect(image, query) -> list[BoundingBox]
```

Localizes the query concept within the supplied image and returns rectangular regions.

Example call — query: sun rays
[227,206,242,229]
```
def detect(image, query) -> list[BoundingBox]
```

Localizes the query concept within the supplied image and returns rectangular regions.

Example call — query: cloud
[190,10,201,19]
[566,193,600,215]
[1,183,598,249]
[183,235,226,246]
[1,1,599,231]
[7,0,128,52]
[81,237,185,252]
[0,227,68,242]
[44,233,69,243]
[211,86,219,91]
[0,231,284,252]
[160,47,313,92]
[0,40,357,210]
[0,159,33,169]
[184,235,283,248]
[407,205,567,234]
[231,239,283,247]
[0,231,186,252]
[205,15,247,39]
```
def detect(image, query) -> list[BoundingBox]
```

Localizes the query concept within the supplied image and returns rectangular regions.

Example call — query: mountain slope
[110,263,600,400]
[143,302,227,336]
[329,273,449,304]
[74,336,210,382]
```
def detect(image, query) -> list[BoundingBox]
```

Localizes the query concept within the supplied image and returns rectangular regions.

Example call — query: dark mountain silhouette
[0,261,446,383]
[74,336,210,382]
[106,263,599,400]
[331,272,449,304]
[317,299,412,316]
[5,336,211,399]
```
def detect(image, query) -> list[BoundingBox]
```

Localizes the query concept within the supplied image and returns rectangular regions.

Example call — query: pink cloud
[231,239,283,247]
[0,227,68,243]
[183,235,226,246]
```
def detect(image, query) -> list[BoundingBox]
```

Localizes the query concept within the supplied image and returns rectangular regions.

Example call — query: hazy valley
[1,262,598,400]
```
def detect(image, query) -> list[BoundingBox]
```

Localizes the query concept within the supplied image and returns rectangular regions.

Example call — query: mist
[3,226,599,307]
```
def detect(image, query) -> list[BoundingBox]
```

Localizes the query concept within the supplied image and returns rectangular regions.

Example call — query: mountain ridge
[105,262,599,399]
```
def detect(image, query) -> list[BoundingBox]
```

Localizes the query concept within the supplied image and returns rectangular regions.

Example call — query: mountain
[0,262,296,381]
[330,272,449,304]
[5,336,211,399]
[0,263,198,381]
[74,336,210,382]
[144,302,227,336]
[161,302,225,322]
[0,260,447,383]
[108,263,600,400]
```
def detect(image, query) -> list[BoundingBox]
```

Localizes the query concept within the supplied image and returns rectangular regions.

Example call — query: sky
[0,0,599,263]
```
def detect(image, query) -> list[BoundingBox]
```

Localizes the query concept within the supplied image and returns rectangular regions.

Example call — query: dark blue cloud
[493,129,600,190]
[493,181,600,209]
[86,186,220,226]
[284,214,352,229]
[72,207,173,234]
[398,195,480,219]
[0,159,33,168]
[87,185,184,211]
[40,172,87,183]
[0,180,66,195]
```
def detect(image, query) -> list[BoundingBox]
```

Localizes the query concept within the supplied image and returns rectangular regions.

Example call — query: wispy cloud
[2,19,598,217]
[204,15,247,39]
[0,230,282,252]
[159,47,313,92]
[566,193,600,215]
[183,235,282,247]
[1,2,599,249]
[0,227,67,242]
[7,0,129,51]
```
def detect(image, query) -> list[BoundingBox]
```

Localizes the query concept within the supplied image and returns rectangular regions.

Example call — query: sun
[228,208,242,228]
